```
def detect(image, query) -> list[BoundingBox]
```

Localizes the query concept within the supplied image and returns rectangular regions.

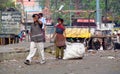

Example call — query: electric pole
[96,0,101,29]
[69,0,72,26]
[105,0,108,26]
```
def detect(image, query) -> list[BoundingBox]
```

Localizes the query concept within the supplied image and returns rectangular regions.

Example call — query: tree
[0,0,15,10]
[108,0,120,24]
[48,0,120,25]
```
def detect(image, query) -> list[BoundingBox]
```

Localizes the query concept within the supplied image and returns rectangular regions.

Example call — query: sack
[63,42,85,59]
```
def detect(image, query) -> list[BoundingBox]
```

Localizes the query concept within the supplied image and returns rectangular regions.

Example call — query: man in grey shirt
[24,14,45,65]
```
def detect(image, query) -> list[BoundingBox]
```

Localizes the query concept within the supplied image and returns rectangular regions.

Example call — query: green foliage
[109,0,120,24]
[0,0,15,10]
[42,0,120,24]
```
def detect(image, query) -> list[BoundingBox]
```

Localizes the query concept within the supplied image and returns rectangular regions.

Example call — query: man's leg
[26,42,37,62]
[43,30,46,42]
[37,42,45,64]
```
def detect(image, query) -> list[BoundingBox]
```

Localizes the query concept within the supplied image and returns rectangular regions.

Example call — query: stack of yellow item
[65,28,91,38]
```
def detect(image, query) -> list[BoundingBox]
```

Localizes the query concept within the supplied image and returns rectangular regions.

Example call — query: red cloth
[55,34,65,47]
[55,24,65,31]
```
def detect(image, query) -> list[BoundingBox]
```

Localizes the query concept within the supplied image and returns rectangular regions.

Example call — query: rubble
[107,56,115,59]
[9,59,18,62]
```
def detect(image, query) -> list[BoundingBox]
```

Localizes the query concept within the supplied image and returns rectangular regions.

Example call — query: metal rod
[55,0,58,23]
[105,0,108,26]
[69,0,72,26]
[89,11,96,32]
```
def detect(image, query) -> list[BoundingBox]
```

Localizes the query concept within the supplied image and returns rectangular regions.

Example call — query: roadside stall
[65,27,115,51]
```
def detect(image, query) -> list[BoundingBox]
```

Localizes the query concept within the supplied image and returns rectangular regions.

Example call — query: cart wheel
[104,37,114,50]
[92,38,101,50]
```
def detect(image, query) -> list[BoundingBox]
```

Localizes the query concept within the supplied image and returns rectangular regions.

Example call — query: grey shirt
[30,22,44,42]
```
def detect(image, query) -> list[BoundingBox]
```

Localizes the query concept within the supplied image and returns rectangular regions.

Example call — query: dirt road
[0,50,120,74]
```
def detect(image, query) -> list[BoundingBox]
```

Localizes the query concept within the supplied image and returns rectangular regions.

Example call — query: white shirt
[39,17,46,29]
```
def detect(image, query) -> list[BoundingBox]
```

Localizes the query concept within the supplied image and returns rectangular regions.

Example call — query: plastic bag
[63,42,85,59]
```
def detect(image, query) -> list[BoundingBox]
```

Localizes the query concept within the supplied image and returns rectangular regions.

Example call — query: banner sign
[1,11,21,34]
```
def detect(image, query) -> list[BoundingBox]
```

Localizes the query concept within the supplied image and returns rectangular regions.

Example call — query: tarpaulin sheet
[65,28,91,38]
